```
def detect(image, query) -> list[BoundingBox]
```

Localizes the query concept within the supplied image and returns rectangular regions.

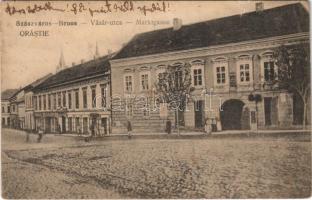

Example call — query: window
[101,85,107,108]
[216,66,226,84]
[2,107,4,113]
[141,74,149,90]
[193,68,203,86]
[125,75,133,92]
[8,106,10,113]
[82,88,87,109]
[62,92,66,108]
[68,92,72,109]
[91,86,96,108]
[39,96,42,110]
[33,97,37,110]
[239,64,250,82]
[48,94,51,110]
[174,70,183,88]
[43,95,46,110]
[57,93,61,108]
[264,61,274,82]
[53,94,56,110]
[75,90,79,109]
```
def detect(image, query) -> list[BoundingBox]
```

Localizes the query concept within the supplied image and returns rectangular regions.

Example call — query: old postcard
[1,0,311,199]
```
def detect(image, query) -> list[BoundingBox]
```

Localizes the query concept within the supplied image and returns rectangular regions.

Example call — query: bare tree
[273,43,310,127]
[155,63,194,134]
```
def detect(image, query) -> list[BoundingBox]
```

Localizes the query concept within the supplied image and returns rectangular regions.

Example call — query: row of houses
[1,3,310,135]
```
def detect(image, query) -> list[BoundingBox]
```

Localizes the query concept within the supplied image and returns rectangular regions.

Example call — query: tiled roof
[113,3,309,59]
[24,73,53,92]
[34,55,111,91]
[1,89,19,100]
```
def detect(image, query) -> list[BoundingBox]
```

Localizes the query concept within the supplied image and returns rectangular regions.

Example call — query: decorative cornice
[110,32,309,67]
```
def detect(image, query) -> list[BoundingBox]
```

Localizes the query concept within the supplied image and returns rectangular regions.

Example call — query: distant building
[32,55,112,135]
[9,89,25,129]
[24,73,53,131]
[1,89,19,127]
[110,3,309,133]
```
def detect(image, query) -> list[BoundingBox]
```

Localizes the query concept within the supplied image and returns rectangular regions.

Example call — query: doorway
[194,100,205,128]
[61,116,66,133]
[220,99,245,130]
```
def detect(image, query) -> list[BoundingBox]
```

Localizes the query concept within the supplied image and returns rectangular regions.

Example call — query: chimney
[72,62,75,66]
[256,2,264,12]
[81,59,84,64]
[173,18,182,31]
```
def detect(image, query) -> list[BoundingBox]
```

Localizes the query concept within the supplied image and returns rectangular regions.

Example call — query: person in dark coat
[37,126,44,143]
[166,118,171,134]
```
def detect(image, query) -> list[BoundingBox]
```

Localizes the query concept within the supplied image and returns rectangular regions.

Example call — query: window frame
[82,87,88,109]
[236,55,253,85]
[212,57,228,86]
[260,51,277,83]
[91,86,96,108]
[124,74,134,93]
[139,71,150,91]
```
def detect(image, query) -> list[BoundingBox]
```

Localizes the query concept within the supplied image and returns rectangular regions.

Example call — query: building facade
[8,89,25,129]
[32,56,111,135]
[110,3,309,133]
[1,89,18,127]
[24,73,53,131]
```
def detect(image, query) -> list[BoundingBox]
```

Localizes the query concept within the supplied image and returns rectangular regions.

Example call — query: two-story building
[1,89,18,127]
[32,55,112,135]
[110,3,309,133]
[24,73,53,131]
[9,89,25,129]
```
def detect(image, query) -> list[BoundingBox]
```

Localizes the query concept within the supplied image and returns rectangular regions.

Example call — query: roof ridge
[126,3,303,38]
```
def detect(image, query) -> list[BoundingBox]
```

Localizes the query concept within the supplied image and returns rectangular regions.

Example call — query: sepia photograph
[0,0,311,198]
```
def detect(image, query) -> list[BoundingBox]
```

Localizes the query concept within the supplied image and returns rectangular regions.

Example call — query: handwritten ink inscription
[5,1,169,17]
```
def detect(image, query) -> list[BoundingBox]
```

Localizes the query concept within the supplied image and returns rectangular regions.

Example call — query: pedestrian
[211,118,217,132]
[90,123,95,137]
[204,118,212,134]
[166,118,172,134]
[77,123,81,136]
[37,127,44,143]
[127,120,132,139]
[26,131,30,142]
[57,123,61,134]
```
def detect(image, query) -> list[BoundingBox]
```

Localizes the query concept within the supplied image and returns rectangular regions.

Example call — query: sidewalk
[54,128,311,141]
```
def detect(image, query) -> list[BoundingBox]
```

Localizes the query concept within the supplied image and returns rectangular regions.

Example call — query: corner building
[110,3,309,133]
[33,56,111,135]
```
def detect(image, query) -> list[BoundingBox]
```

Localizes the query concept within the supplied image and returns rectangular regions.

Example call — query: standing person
[26,131,30,142]
[37,126,43,143]
[205,118,212,134]
[57,123,61,134]
[127,120,132,139]
[77,123,81,136]
[90,123,95,137]
[166,118,172,134]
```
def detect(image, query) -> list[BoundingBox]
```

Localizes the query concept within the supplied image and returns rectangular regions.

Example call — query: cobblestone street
[2,128,311,198]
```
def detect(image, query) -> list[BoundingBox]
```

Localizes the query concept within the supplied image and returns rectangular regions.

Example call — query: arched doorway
[220,99,245,130]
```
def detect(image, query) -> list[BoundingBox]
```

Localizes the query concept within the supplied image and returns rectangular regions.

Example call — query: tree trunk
[303,100,307,129]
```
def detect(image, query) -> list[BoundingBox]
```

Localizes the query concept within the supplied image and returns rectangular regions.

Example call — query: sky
[0,1,309,91]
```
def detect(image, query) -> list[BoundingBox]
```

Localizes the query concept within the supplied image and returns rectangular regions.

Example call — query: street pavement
[1,128,311,198]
